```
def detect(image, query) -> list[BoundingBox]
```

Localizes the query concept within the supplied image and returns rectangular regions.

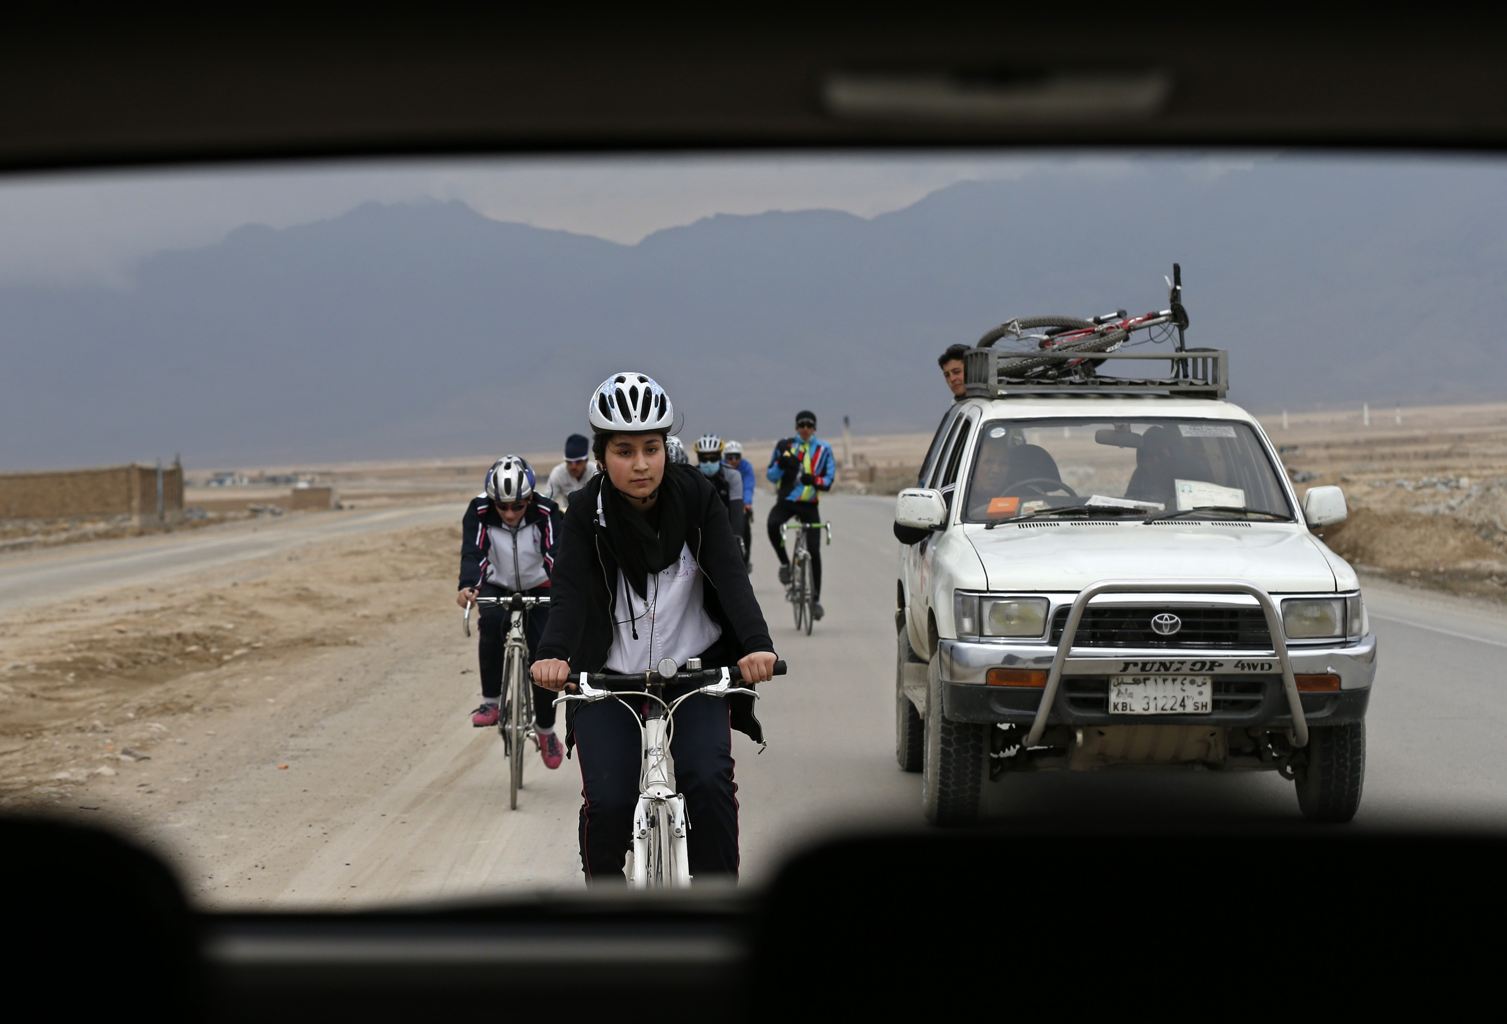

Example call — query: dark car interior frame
[6,9,1506,1020]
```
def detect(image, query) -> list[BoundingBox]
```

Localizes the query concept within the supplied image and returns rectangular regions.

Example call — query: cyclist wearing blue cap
[541,433,598,510]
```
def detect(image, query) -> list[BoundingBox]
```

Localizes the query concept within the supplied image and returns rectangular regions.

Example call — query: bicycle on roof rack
[975,262,1193,383]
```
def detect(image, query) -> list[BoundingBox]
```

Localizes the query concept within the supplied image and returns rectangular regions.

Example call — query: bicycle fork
[629,714,691,886]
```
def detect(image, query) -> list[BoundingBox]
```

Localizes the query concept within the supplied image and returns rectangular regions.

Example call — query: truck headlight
[1282,598,1345,640]
[954,594,1049,639]
[983,597,1049,638]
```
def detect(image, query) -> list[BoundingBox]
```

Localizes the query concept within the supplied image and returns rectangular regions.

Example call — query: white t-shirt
[604,542,722,674]
[542,460,598,507]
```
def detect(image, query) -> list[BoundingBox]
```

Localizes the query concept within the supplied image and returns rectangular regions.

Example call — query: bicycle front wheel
[800,556,814,636]
[504,647,526,810]
[789,550,805,629]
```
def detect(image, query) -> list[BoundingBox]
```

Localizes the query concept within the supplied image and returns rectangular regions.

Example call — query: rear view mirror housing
[1303,485,1348,528]
[894,488,948,544]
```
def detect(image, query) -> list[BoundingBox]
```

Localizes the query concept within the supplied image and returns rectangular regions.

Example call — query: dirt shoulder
[0,517,458,809]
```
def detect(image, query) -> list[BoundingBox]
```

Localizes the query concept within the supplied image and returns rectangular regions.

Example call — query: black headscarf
[601,464,693,600]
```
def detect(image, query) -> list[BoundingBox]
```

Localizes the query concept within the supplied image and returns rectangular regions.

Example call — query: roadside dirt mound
[1322,506,1507,599]
[1323,507,1504,571]
[0,523,456,803]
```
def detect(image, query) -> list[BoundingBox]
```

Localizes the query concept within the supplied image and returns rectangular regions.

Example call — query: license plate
[1109,675,1212,715]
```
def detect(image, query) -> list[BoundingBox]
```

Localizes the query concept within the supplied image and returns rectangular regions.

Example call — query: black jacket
[535,465,776,743]
[457,492,563,591]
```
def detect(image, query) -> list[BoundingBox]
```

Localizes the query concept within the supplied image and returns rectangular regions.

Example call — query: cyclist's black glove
[799,472,816,485]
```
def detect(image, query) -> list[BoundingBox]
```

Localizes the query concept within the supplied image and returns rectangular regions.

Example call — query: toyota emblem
[1151,613,1183,636]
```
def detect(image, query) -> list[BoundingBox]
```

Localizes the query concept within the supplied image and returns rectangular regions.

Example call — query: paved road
[19,493,1506,907]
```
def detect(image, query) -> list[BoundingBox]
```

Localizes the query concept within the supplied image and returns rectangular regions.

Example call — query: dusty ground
[0,518,459,810]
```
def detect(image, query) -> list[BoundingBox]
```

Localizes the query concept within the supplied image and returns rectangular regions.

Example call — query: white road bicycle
[781,520,832,635]
[463,593,550,810]
[553,657,786,887]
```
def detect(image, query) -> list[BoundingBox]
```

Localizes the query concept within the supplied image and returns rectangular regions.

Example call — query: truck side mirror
[1302,485,1347,528]
[895,488,947,545]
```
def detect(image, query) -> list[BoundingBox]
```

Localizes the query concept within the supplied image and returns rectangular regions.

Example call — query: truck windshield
[961,418,1295,523]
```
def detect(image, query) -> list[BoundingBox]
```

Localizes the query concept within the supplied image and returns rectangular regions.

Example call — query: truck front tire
[1294,720,1365,823]
[921,658,986,826]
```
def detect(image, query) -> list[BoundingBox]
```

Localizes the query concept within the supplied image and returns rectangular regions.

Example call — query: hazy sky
[0,153,1262,288]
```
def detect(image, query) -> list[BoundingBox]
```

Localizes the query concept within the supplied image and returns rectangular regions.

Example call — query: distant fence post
[156,459,165,523]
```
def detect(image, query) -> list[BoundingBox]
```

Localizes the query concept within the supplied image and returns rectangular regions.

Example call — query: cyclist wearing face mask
[693,433,746,540]
[531,372,777,883]
[456,455,567,770]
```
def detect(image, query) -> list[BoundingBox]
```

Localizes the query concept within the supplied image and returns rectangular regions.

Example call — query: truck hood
[966,522,1342,593]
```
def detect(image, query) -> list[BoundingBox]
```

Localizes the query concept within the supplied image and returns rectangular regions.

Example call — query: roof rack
[963,347,1228,399]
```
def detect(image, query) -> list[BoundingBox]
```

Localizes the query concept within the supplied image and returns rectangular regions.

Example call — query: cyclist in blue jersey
[765,410,836,621]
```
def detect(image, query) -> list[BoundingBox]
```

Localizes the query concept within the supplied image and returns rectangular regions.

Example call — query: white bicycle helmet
[484,455,535,504]
[588,371,674,433]
[665,435,689,465]
[723,440,743,456]
[694,433,723,457]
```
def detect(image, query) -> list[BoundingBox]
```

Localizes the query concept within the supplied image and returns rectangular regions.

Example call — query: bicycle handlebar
[462,593,550,637]
[782,521,833,542]
[562,659,786,690]
[472,594,551,609]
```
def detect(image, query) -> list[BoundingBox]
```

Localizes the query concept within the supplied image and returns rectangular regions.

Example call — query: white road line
[1370,613,1507,650]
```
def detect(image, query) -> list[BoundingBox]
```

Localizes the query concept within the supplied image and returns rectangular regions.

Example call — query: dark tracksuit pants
[766,499,823,601]
[571,679,738,882]
[477,582,558,729]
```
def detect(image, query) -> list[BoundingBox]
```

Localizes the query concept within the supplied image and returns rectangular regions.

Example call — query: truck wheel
[895,630,923,773]
[921,658,986,826]
[1294,720,1365,823]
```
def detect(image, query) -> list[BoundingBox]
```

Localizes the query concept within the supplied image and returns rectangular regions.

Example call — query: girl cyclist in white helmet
[456,455,566,769]
[532,372,778,883]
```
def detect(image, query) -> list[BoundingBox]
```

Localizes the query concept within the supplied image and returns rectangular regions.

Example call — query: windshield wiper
[985,505,1145,529]
[1143,505,1294,524]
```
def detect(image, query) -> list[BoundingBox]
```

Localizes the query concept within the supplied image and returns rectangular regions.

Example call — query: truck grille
[1050,606,1272,648]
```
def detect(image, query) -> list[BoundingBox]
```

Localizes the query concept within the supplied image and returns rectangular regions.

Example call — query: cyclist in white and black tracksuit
[532,373,778,883]
[456,456,567,768]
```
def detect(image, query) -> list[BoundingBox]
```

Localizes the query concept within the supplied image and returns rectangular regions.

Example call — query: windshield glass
[4,152,1507,911]
[961,417,1293,522]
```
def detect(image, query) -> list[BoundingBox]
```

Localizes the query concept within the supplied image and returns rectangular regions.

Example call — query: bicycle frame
[464,594,549,809]
[552,660,777,887]
[782,521,831,633]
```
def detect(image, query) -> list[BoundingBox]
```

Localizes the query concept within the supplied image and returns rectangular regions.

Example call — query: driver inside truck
[966,434,1063,518]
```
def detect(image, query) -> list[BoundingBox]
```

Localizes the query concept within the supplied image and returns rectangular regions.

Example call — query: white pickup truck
[894,344,1375,825]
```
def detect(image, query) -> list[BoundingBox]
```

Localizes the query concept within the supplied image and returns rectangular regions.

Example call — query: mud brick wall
[0,464,184,523]
[287,486,335,511]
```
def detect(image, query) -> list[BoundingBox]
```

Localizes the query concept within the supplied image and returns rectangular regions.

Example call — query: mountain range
[4,156,1503,469]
